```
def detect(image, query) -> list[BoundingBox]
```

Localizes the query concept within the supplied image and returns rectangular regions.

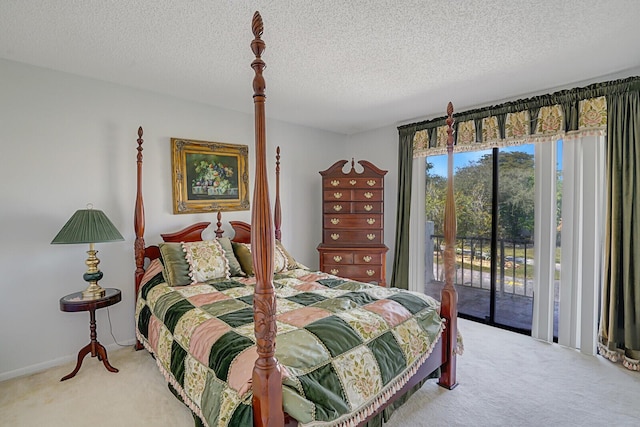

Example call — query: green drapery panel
[599,89,640,370]
[390,126,415,289]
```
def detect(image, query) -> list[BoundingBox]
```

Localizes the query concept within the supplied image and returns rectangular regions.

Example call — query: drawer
[324,178,347,188]
[323,264,380,278]
[353,253,382,264]
[323,214,383,229]
[352,189,382,201]
[352,202,383,213]
[323,177,383,189]
[323,202,351,214]
[322,252,354,265]
[323,230,383,244]
[323,190,352,201]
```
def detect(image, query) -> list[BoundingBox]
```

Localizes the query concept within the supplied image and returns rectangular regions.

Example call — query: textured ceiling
[1,1,640,135]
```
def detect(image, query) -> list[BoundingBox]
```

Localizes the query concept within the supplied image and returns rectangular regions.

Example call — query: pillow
[232,242,287,276]
[158,242,192,286]
[182,240,230,283]
[232,242,254,276]
[159,238,245,285]
[276,240,304,270]
[217,237,246,277]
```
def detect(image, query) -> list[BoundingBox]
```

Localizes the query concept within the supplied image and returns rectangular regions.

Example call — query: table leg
[60,307,119,381]
[60,342,92,381]
[95,341,119,373]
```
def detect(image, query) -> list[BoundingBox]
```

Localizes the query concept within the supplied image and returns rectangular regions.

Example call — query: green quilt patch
[286,292,327,306]
[337,291,379,306]
[208,331,254,382]
[305,316,363,357]
[386,292,430,314]
[368,331,406,385]
[164,300,197,333]
[210,280,247,291]
[217,307,255,328]
[316,278,347,288]
[141,272,165,299]
[298,363,350,422]
[170,340,187,386]
[137,305,151,339]
[201,299,248,317]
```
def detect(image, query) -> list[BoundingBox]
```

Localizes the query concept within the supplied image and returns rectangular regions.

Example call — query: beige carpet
[2,319,639,427]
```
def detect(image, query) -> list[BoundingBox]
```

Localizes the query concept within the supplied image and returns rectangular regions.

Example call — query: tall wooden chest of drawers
[317,159,388,286]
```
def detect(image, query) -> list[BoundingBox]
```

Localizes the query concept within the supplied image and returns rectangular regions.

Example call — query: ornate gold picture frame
[171,138,249,214]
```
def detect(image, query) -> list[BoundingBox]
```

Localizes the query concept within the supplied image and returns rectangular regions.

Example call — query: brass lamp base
[82,247,106,300]
[82,283,106,300]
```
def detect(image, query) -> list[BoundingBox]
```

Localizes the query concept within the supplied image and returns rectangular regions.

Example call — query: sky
[427,140,562,178]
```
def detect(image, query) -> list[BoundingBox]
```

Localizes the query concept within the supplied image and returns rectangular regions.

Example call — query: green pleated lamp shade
[51,208,124,244]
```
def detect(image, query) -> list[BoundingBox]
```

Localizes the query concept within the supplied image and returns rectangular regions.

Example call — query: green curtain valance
[403,76,640,157]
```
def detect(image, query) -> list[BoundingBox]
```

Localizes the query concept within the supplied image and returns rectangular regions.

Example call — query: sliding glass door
[493,145,535,333]
[425,142,557,335]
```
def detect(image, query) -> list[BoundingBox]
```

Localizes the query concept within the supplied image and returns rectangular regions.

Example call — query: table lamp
[51,204,124,300]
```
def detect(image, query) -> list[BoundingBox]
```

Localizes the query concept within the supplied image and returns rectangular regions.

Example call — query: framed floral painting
[171,138,249,214]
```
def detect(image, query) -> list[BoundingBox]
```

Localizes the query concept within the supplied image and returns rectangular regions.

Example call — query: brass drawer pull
[333,255,342,262]
[367,180,376,186]
[333,192,342,199]
[366,270,375,276]
[349,180,357,186]
[364,192,373,199]
[366,218,376,225]
[363,256,372,263]
[330,218,340,225]
[364,204,373,212]
[333,205,343,212]
[367,234,376,241]
[330,269,339,275]
[331,233,340,240]
[331,180,340,187]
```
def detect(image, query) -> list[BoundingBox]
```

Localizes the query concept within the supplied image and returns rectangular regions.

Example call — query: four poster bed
[133,12,459,427]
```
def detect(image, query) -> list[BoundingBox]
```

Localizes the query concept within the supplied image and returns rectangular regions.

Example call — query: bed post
[438,102,459,389]
[250,12,284,427]
[274,146,282,241]
[134,126,145,351]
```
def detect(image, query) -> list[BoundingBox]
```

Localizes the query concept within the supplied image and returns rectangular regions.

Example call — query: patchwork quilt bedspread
[135,260,445,427]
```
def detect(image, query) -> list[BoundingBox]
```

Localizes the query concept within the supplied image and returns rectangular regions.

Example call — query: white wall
[346,126,399,282]
[0,59,346,380]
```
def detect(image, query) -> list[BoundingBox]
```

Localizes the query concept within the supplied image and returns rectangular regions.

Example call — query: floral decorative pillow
[182,240,230,283]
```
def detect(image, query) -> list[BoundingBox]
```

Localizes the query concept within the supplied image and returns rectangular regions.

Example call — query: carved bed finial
[446,102,455,152]
[215,211,224,238]
[252,11,264,38]
[251,11,266,98]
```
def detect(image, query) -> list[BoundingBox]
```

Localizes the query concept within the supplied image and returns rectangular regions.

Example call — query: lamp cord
[106,307,128,347]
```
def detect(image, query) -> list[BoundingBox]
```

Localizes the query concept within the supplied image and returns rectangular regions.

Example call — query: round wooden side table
[59,288,121,381]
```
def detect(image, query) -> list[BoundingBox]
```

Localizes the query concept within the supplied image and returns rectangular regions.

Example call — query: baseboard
[0,339,136,382]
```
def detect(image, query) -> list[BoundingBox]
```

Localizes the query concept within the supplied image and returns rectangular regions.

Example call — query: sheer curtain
[392,77,640,368]
[554,134,606,353]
